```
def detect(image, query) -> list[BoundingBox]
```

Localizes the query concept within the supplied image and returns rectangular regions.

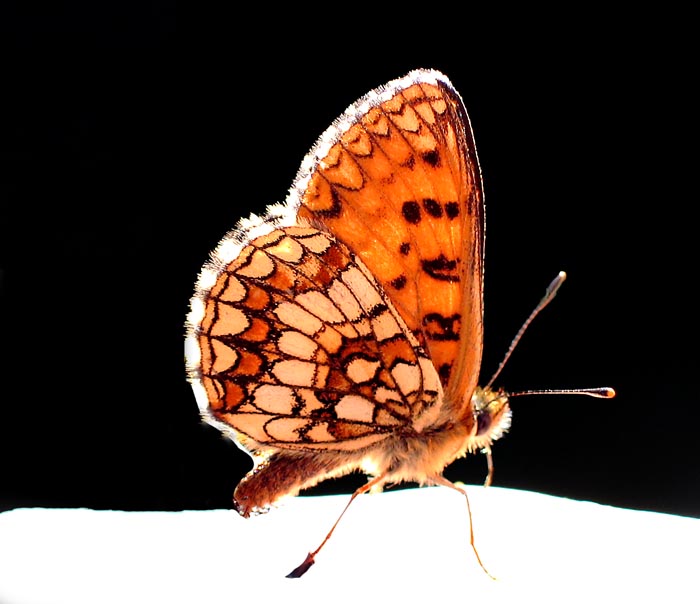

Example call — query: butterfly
[184,69,614,578]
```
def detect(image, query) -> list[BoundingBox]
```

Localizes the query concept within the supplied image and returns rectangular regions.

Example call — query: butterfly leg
[483,446,494,487]
[431,475,496,580]
[287,473,387,578]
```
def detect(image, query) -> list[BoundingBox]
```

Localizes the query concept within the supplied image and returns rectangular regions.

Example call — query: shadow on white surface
[1,486,698,603]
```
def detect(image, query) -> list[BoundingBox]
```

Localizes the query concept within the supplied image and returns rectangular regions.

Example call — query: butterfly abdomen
[233,449,368,517]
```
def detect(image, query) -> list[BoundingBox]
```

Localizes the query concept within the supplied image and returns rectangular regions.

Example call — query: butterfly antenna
[484,270,616,400]
[509,386,615,399]
[484,271,567,390]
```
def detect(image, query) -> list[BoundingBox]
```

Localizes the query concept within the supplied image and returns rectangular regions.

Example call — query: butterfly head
[470,386,512,447]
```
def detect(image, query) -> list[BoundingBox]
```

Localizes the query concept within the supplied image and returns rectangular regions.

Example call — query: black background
[2,5,697,518]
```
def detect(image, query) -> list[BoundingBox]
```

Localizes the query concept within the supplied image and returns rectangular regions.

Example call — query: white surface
[1,486,698,603]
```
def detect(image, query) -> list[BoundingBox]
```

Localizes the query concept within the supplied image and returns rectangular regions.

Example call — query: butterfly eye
[475,410,492,436]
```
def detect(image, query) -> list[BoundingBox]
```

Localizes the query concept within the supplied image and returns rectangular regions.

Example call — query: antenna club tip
[603,387,616,398]
[558,271,567,280]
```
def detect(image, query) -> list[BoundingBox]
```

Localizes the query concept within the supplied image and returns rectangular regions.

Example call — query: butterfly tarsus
[286,553,315,579]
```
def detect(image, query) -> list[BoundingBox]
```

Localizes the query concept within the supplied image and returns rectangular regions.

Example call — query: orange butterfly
[184,69,614,578]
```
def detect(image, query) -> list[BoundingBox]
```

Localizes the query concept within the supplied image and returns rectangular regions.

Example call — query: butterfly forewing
[292,73,484,410]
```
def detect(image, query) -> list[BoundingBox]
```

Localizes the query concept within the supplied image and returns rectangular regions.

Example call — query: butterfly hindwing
[192,225,441,453]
